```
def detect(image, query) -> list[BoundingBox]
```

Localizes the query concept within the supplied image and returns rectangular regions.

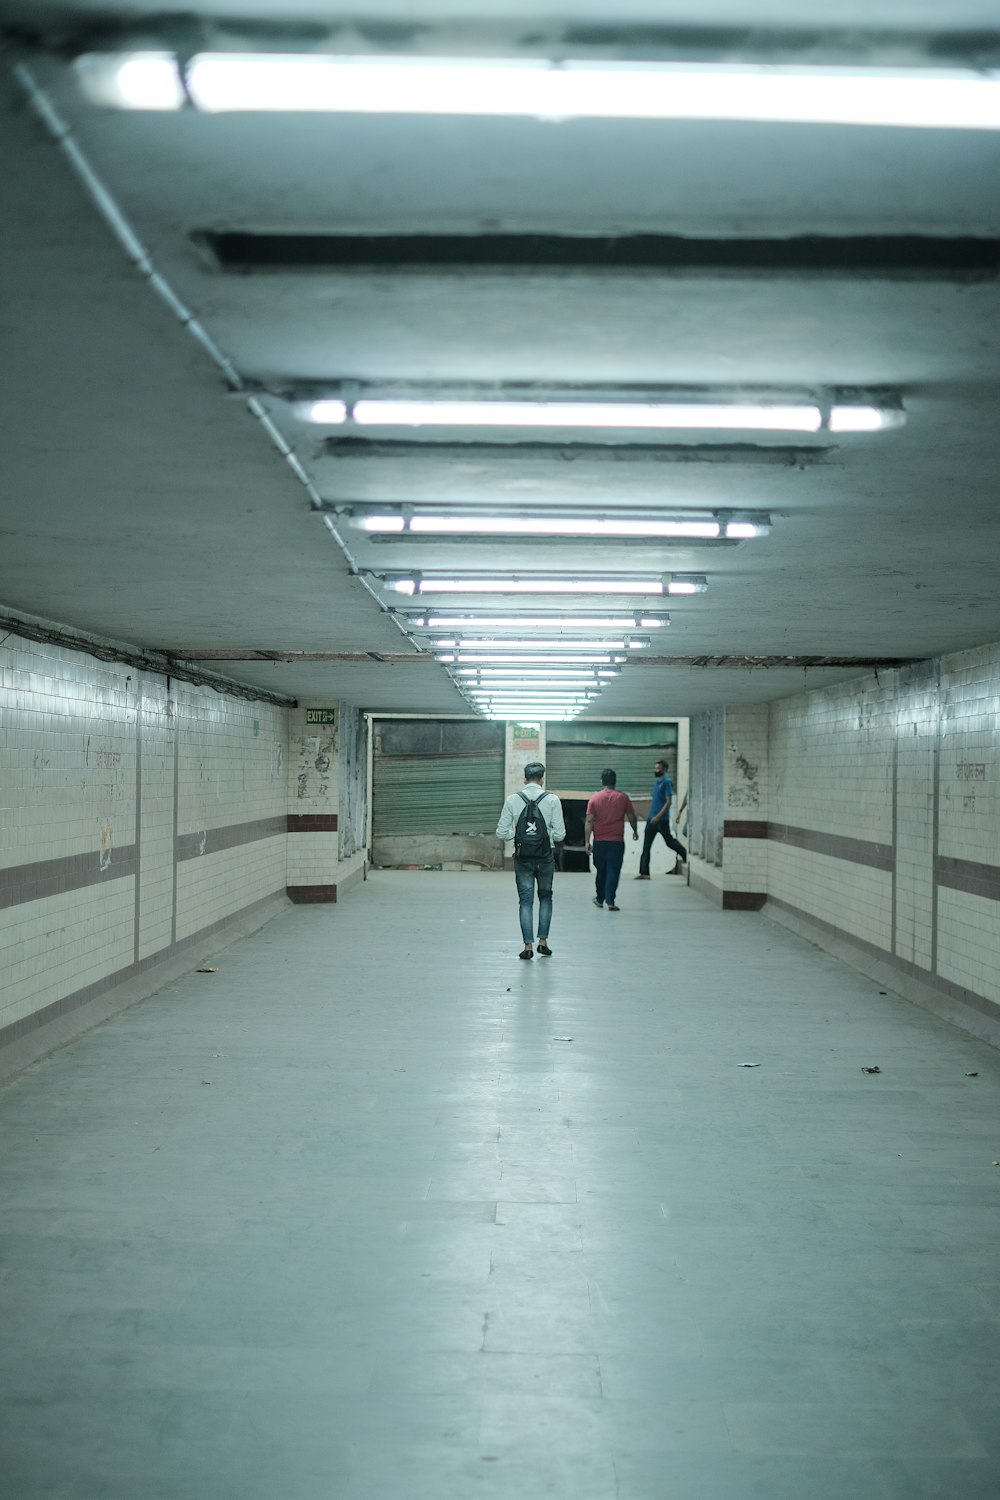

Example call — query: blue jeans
[514,855,555,943]
[592,840,626,905]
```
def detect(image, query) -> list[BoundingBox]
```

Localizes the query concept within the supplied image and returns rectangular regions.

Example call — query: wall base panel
[688,855,723,907]
[764,897,1000,1052]
[0,891,290,1085]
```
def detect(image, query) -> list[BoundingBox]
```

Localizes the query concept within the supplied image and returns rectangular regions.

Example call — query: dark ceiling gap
[320,438,829,466]
[198,231,1000,281]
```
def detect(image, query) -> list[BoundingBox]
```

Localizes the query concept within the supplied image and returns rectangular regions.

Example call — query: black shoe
[519,946,533,960]
[593,898,604,907]
[634,873,650,880]
[537,942,553,957]
[607,903,620,912]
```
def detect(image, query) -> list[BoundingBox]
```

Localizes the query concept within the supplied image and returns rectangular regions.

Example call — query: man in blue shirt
[635,758,687,879]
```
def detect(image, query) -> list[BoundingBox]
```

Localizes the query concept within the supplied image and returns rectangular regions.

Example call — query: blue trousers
[513,855,555,943]
[592,840,626,905]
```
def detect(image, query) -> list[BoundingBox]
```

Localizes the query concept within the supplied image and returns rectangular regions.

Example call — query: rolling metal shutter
[545,722,679,799]
[372,720,505,835]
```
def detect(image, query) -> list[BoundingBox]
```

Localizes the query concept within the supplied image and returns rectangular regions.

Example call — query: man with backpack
[495,762,566,960]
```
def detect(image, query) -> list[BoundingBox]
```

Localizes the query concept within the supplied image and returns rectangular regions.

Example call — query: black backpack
[514,791,552,860]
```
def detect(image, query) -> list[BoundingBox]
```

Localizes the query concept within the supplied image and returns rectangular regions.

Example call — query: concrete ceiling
[2,2,1000,716]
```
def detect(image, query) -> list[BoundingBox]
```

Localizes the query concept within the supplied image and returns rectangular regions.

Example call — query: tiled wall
[286,704,368,901]
[699,642,1000,1035]
[721,703,769,902]
[1,631,287,1057]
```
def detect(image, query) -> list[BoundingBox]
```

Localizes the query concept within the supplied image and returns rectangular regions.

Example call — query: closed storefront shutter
[545,723,679,799]
[372,720,505,836]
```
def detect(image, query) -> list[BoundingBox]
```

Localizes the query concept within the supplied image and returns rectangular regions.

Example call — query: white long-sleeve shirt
[496,784,566,845]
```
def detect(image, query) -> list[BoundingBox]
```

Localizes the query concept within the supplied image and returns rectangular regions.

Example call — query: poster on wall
[512,722,540,751]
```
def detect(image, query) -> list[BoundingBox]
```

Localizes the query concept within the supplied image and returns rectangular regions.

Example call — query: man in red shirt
[584,768,639,912]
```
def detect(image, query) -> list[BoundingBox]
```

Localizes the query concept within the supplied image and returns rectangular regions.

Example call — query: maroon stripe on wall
[287,814,338,832]
[723,891,767,910]
[287,885,338,903]
[0,846,138,911]
[936,855,1000,904]
[175,816,286,862]
[766,822,893,872]
[723,821,768,839]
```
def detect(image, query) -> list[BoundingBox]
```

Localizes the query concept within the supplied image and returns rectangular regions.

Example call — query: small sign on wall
[512,722,540,750]
[305,709,337,725]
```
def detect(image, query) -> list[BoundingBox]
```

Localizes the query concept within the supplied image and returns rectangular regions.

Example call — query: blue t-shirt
[649,773,674,820]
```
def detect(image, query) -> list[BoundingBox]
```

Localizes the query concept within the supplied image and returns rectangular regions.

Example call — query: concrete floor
[1,870,999,1500]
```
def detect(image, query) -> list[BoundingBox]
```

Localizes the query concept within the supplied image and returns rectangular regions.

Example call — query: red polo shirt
[586,787,636,841]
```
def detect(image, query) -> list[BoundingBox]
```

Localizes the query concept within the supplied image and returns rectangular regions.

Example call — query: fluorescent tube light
[723,514,772,539]
[467,693,596,703]
[434,638,648,651]
[360,514,407,533]
[444,653,622,665]
[380,513,722,537]
[470,695,594,705]
[667,575,709,595]
[350,399,820,432]
[828,404,900,432]
[305,399,349,425]
[424,615,667,630]
[458,679,617,687]
[389,578,666,596]
[483,711,581,720]
[76,52,186,110]
[456,674,607,684]
[100,53,1000,132]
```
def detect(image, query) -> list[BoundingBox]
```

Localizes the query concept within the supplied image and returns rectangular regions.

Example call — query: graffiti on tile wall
[727,749,761,808]
[294,732,334,802]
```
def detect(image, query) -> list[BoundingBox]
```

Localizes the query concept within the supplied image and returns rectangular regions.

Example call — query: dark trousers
[592,840,626,905]
[639,818,687,875]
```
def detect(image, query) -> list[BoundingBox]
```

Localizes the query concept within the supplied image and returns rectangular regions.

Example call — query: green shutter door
[372,720,506,836]
[545,723,679,799]
[543,745,653,798]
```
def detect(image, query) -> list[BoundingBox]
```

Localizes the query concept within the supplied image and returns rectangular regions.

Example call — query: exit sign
[305,709,336,725]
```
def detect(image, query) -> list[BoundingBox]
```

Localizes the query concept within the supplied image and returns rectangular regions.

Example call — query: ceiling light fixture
[419,514,719,537]
[432,638,649,651]
[307,393,901,434]
[466,691,598,702]
[456,675,611,685]
[466,687,600,696]
[330,399,822,432]
[482,710,582,721]
[828,405,899,432]
[414,614,668,630]
[384,576,674,597]
[81,53,1000,132]
[356,510,752,538]
[440,653,624,665]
